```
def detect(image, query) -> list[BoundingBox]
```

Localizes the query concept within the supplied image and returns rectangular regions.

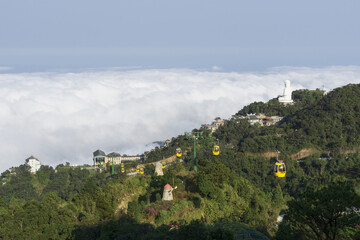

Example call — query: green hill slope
[230,84,360,154]
[283,84,360,150]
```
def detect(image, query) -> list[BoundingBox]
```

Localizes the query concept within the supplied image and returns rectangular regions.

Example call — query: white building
[154,162,164,176]
[201,117,227,133]
[93,149,143,166]
[25,156,41,173]
[239,113,283,126]
[278,80,293,104]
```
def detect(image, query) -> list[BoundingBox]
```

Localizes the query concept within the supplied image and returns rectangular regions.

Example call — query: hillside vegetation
[1,84,360,239]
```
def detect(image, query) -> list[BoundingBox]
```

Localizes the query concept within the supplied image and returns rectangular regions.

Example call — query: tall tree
[286,183,360,240]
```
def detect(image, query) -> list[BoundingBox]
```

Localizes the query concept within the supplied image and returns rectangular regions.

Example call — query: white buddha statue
[278,80,293,103]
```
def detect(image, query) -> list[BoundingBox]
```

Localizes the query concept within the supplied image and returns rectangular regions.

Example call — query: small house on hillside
[236,114,283,126]
[201,117,227,133]
[164,139,171,147]
[248,114,261,125]
[25,155,41,173]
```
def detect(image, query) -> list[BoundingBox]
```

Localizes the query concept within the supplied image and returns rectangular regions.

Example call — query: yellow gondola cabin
[274,162,286,178]
[176,148,182,158]
[213,145,220,156]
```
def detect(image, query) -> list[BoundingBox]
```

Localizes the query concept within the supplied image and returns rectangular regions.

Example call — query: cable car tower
[185,131,203,172]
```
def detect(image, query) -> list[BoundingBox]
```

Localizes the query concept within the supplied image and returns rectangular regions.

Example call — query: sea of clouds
[0,66,359,172]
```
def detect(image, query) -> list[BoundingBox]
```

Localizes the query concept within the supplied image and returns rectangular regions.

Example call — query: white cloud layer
[0,66,360,172]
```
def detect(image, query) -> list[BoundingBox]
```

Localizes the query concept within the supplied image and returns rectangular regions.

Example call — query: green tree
[0,164,38,202]
[286,183,360,240]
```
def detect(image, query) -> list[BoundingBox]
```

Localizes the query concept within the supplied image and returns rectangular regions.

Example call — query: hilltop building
[201,117,227,133]
[107,152,122,164]
[278,80,293,104]
[25,155,41,173]
[93,149,106,166]
[164,139,171,147]
[93,149,143,166]
[234,114,283,126]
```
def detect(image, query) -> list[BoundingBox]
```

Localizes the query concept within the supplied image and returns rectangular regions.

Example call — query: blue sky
[1,0,359,72]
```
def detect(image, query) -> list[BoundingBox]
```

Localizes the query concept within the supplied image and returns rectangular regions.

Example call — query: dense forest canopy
[0,84,359,239]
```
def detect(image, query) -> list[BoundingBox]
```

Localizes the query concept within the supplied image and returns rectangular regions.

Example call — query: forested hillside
[0,84,359,239]
[233,84,360,153]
